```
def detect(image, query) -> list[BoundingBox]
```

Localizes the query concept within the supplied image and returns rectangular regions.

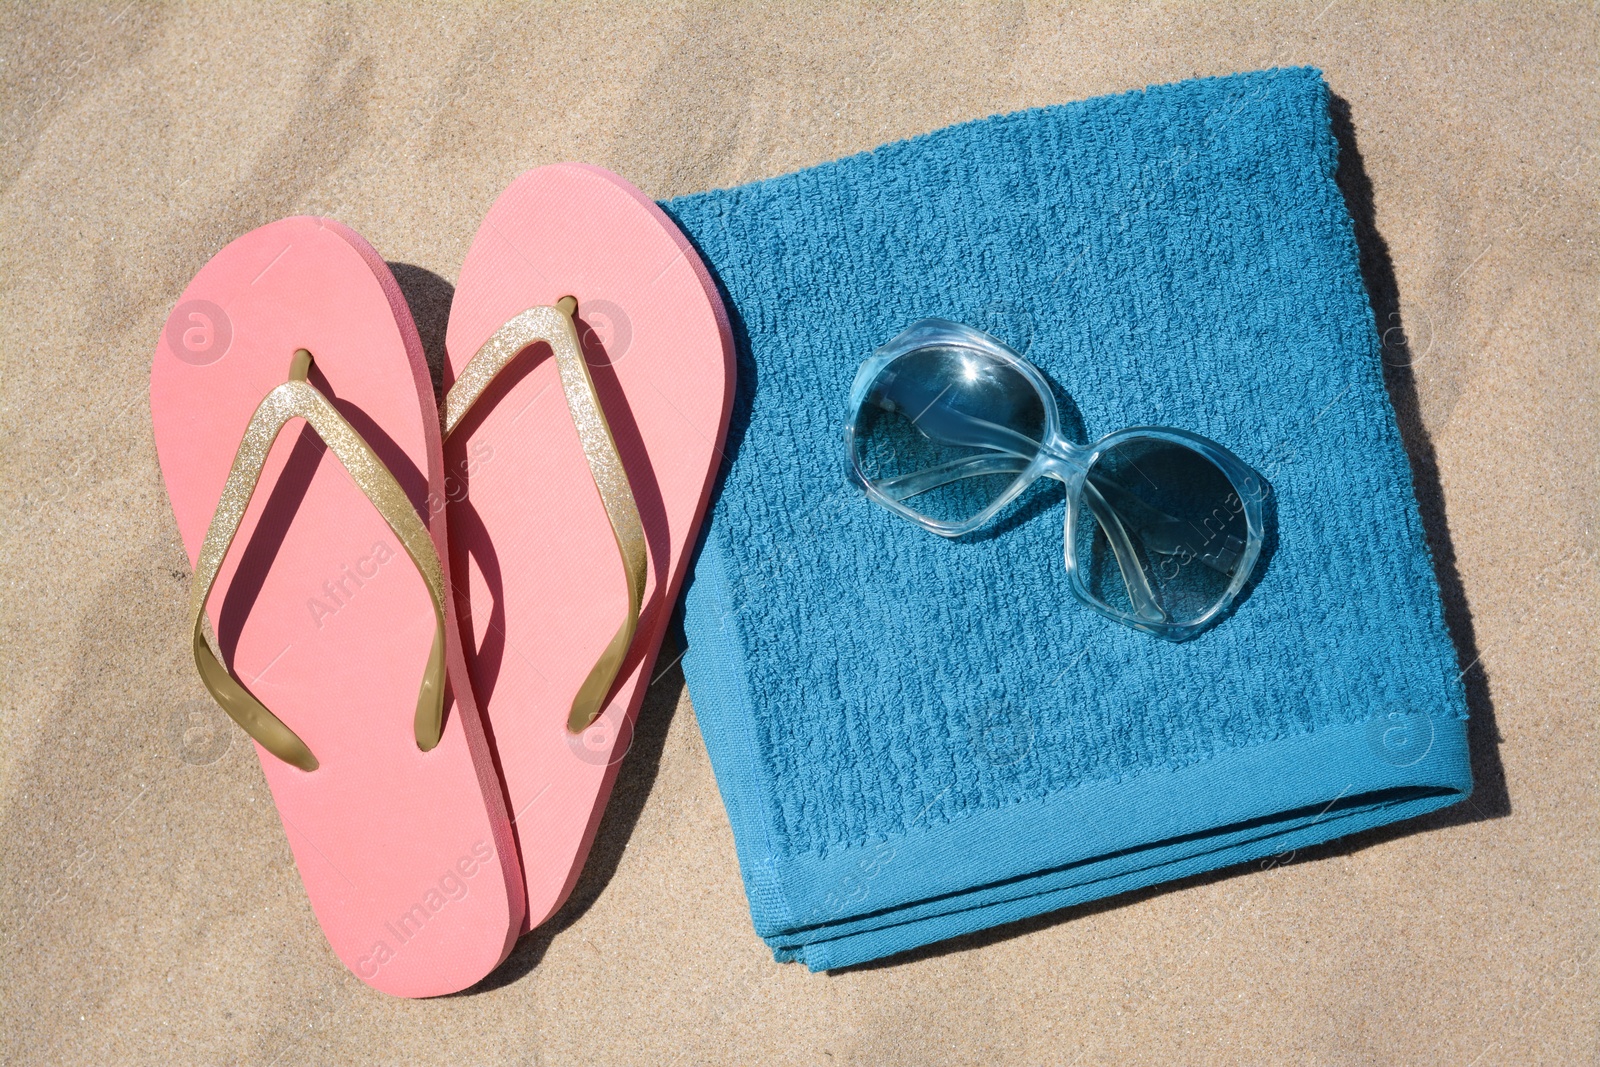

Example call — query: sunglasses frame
[845,319,1268,641]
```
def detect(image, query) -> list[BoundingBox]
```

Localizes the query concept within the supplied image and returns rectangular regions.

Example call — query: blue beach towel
[661,67,1471,971]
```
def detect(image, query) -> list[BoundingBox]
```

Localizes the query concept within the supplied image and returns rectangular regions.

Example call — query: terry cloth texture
[662,67,1471,972]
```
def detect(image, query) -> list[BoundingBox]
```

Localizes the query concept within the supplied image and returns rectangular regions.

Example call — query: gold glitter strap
[189,349,448,772]
[443,298,646,732]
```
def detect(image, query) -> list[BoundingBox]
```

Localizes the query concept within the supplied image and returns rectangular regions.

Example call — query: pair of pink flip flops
[150,165,733,996]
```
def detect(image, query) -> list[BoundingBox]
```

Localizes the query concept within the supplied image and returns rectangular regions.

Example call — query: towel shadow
[1327,93,1508,827]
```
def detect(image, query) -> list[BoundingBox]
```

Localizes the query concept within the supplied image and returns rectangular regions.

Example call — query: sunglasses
[845,319,1269,640]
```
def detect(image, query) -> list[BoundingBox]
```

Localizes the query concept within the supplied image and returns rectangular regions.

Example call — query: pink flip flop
[150,217,525,997]
[443,164,734,930]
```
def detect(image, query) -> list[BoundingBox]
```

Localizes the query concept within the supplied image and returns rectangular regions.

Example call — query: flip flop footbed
[444,164,734,928]
[151,217,524,996]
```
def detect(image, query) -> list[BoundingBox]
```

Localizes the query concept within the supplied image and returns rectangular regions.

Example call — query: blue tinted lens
[851,344,1046,526]
[1073,436,1251,626]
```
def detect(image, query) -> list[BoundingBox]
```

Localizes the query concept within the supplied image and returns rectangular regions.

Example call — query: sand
[1,3,1595,1064]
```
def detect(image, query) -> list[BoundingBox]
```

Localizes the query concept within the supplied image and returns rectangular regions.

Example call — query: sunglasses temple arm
[1078,479,1168,623]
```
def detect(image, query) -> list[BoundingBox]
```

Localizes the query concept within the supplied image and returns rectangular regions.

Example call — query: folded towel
[661,67,1471,971]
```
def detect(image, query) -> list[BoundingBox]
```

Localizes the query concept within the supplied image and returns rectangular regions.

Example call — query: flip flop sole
[445,164,735,929]
[151,217,524,996]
